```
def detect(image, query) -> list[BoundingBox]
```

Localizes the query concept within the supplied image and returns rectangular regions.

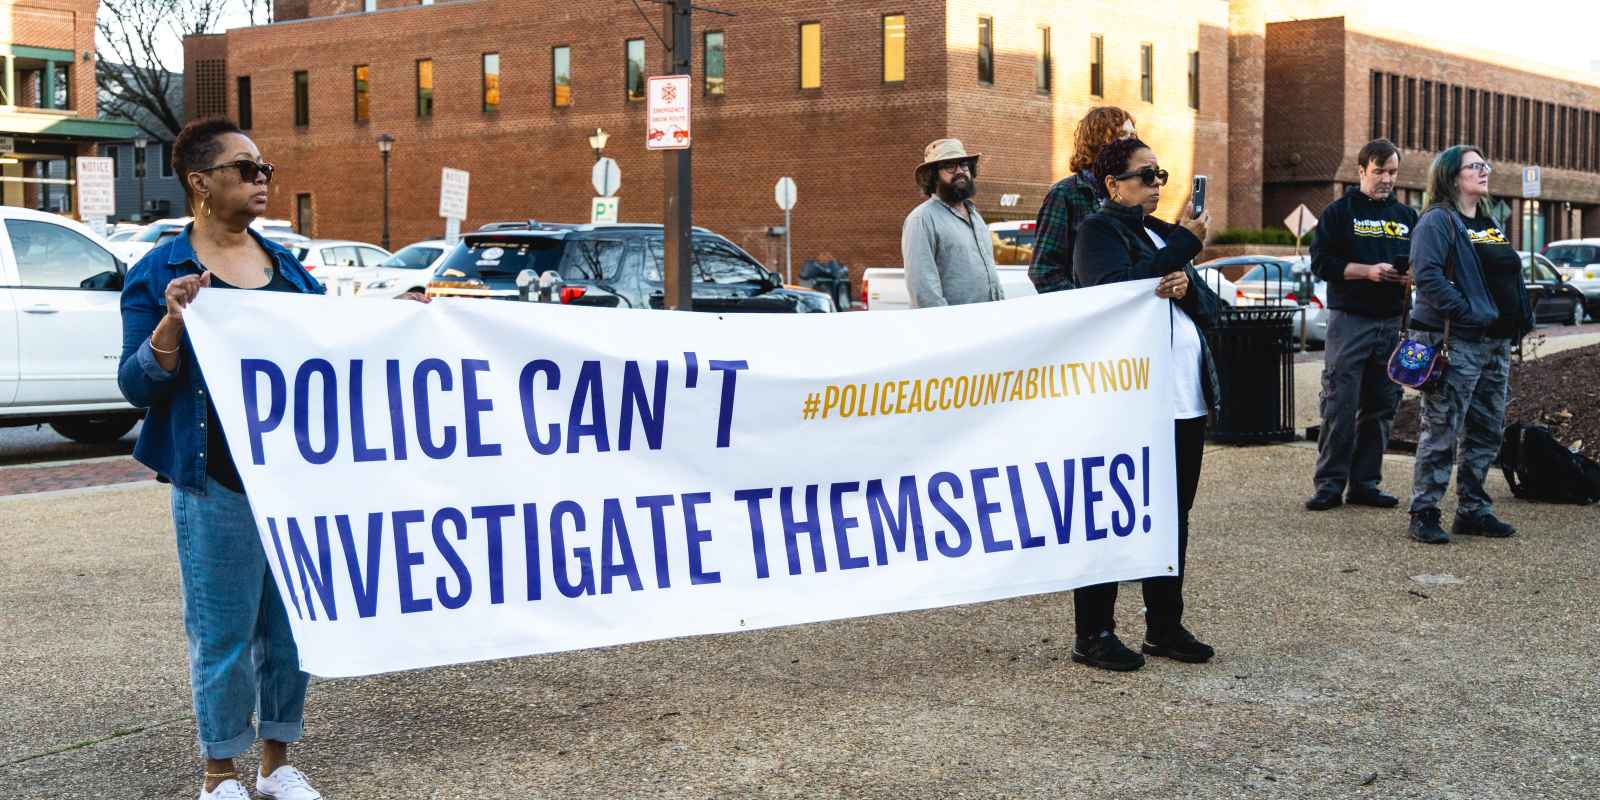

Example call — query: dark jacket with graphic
[1310,188,1419,317]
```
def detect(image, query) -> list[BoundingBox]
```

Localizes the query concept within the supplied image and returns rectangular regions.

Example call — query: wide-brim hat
[914,138,981,179]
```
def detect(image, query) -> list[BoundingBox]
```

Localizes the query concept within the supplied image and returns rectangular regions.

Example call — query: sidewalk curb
[0,480,160,504]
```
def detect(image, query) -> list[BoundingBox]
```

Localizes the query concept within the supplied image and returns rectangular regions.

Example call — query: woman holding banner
[118,117,334,800]
[1067,136,1218,672]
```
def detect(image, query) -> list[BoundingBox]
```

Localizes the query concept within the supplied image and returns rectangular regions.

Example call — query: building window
[52,62,70,109]
[1435,83,1447,148]
[1187,50,1199,110]
[1089,34,1104,98]
[1404,78,1416,149]
[977,17,993,85]
[1419,79,1432,151]
[1558,106,1569,168]
[105,146,119,179]
[195,59,226,117]
[1139,43,1153,103]
[1387,74,1399,141]
[161,142,173,178]
[882,15,905,84]
[237,76,252,130]
[553,46,572,107]
[293,71,309,127]
[1451,86,1462,144]
[363,0,374,10]
[295,193,313,237]
[1546,103,1556,166]
[483,53,500,112]
[625,39,645,102]
[705,31,726,94]
[353,65,370,122]
[1369,71,1382,140]
[1465,89,1477,146]
[799,22,821,89]
[1037,27,1052,95]
[416,59,434,118]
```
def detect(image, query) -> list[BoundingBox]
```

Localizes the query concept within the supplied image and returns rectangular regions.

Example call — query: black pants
[1073,416,1206,640]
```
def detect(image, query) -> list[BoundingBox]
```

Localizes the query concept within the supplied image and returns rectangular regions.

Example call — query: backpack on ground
[1496,423,1600,505]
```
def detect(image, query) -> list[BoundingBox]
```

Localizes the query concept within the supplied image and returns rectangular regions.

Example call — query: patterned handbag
[1387,270,1452,392]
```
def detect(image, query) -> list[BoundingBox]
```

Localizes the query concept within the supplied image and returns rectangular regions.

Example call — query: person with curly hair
[1027,107,1136,293]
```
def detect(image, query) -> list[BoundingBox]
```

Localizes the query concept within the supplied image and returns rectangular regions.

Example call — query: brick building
[182,2,1600,276]
[2,0,139,212]
[183,0,1235,276]
[1264,16,1600,250]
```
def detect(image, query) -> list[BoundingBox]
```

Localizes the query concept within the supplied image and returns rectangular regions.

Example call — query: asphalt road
[0,422,140,467]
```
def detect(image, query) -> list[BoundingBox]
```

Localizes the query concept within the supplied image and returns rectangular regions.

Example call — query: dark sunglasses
[1112,166,1169,187]
[194,159,275,184]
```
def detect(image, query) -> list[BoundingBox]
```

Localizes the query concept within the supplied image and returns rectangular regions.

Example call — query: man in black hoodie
[1306,139,1419,511]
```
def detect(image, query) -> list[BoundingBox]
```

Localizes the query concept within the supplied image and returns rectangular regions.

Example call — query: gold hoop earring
[200,196,211,218]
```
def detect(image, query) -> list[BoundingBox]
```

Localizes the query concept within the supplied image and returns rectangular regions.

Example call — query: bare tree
[96,0,237,138]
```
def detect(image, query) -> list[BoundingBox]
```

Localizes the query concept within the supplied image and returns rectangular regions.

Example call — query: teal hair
[1422,145,1494,219]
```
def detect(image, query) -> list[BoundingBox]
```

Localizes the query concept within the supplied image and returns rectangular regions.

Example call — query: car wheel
[1570,301,1585,327]
[49,415,139,444]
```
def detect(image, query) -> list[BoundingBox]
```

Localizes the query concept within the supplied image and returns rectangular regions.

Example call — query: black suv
[427,224,834,313]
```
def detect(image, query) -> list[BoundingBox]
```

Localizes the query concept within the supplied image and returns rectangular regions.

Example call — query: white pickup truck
[861,219,1040,309]
[1,207,145,443]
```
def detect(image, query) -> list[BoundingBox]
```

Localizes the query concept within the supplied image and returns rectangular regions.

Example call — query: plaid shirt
[1027,170,1104,293]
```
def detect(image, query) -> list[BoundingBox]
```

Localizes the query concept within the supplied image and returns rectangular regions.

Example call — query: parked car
[318,239,451,298]
[1519,251,1587,326]
[109,216,304,263]
[427,224,835,313]
[1540,239,1600,319]
[290,239,391,281]
[989,220,1036,265]
[858,265,1036,311]
[0,206,144,442]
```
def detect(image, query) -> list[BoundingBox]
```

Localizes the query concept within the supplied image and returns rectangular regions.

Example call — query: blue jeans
[172,476,307,759]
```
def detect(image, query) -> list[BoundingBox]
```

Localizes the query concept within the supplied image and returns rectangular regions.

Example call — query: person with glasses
[1066,137,1216,671]
[117,117,359,800]
[1028,107,1136,293]
[901,138,1003,307]
[1405,145,1532,544]
[1305,138,1419,513]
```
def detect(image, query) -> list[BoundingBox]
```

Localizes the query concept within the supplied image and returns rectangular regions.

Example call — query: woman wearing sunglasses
[1066,136,1217,672]
[117,117,336,800]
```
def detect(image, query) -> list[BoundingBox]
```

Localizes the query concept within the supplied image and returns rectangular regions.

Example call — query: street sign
[439,167,470,219]
[1492,198,1511,221]
[1284,204,1317,239]
[1522,166,1541,198]
[774,176,797,211]
[591,157,621,197]
[75,156,115,222]
[591,197,619,224]
[646,75,692,151]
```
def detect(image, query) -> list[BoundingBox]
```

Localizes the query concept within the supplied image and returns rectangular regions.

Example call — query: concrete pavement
[2,443,1598,799]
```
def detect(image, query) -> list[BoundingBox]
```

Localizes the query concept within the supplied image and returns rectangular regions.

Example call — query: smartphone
[1392,254,1410,274]
[1191,175,1209,217]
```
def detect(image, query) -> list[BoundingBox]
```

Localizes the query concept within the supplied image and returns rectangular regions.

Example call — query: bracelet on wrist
[149,334,179,355]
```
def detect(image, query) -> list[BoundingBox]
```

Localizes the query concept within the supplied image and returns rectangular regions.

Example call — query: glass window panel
[553,46,572,107]
[416,59,433,118]
[626,39,645,101]
[977,17,993,84]
[883,16,905,83]
[353,65,369,122]
[800,23,821,89]
[5,220,118,288]
[483,53,500,112]
[705,31,726,95]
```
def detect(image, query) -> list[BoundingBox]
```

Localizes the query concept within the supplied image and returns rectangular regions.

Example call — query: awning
[0,111,143,142]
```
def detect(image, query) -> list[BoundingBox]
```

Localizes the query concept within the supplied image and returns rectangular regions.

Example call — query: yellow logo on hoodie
[1353,219,1411,239]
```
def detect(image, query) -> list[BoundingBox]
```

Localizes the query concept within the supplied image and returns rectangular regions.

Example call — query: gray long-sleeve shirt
[901,196,1002,308]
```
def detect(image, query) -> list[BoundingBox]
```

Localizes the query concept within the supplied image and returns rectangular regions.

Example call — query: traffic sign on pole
[1283,204,1317,239]
[591,197,619,224]
[775,177,797,284]
[1522,166,1541,199]
[591,157,621,197]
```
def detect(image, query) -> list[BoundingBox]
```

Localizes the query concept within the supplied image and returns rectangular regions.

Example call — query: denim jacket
[117,225,323,494]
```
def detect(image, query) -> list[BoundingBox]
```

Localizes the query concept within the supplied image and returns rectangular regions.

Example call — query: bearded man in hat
[901,139,1003,308]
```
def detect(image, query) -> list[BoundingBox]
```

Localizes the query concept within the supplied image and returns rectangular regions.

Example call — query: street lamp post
[133,134,148,222]
[588,127,609,162]
[377,133,394,250]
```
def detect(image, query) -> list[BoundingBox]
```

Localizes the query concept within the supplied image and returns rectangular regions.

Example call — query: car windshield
[382,245,444,269]
[994,230,1036,248]
[1237,262,1296,283]
[108,229,139,241]
[1546,245,1598,268]
[439,238,566,278]
[133,223,183,242]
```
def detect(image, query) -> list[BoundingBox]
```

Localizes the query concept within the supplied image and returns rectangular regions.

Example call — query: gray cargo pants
[1314,310,1403,493]
[1408,333,1513,515]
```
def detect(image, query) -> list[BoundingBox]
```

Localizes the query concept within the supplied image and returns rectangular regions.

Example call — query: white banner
[184,281,1178,677]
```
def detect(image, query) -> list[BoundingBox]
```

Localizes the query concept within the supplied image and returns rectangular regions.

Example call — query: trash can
[1204,303,1299,444]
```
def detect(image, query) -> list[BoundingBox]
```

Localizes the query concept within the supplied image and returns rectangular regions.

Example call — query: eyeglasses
[1460,161,1493,175]
[1112,166,1169,187]
[939,160,974,175]
[193,160,275,184]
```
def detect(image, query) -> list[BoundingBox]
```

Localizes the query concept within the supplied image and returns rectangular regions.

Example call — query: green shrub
[1210,227,1309,246]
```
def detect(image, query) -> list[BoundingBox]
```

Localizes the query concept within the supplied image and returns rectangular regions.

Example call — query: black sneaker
[1453,510,1516,538]
[1346,487,1400,508]
[1408,508,1450,544]
[1142,625,1215,663]
[1071,632,1145,672]
[1304,488,1344,511]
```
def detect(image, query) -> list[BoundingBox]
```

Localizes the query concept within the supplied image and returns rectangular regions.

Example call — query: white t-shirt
[1144,228,1209,420]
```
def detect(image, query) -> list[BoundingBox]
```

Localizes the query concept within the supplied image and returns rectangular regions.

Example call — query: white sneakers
[254,766,323,800]
[198,778,250,800]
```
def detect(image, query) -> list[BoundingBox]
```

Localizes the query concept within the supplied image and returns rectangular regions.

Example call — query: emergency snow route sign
[647,75,691,151]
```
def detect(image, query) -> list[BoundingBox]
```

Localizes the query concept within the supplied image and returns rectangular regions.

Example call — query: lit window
[800,23,821,89]
[883,15,905,83]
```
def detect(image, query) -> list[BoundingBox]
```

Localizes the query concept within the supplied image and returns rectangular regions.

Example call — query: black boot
[1453,509,1516,538]
[1408,508,1450,544]
[1142,625,1215,663]
[1304,488,1344,511]
[1346,487,1400,508]
[1071,632,1145,672]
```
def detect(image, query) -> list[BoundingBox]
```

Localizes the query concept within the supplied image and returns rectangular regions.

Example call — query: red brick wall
[1226,0,1264,229]
[1263,17,1347,188]
[7,0,100,117]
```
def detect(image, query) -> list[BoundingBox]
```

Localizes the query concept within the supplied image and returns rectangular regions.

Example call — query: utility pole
[662,0,693,310]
